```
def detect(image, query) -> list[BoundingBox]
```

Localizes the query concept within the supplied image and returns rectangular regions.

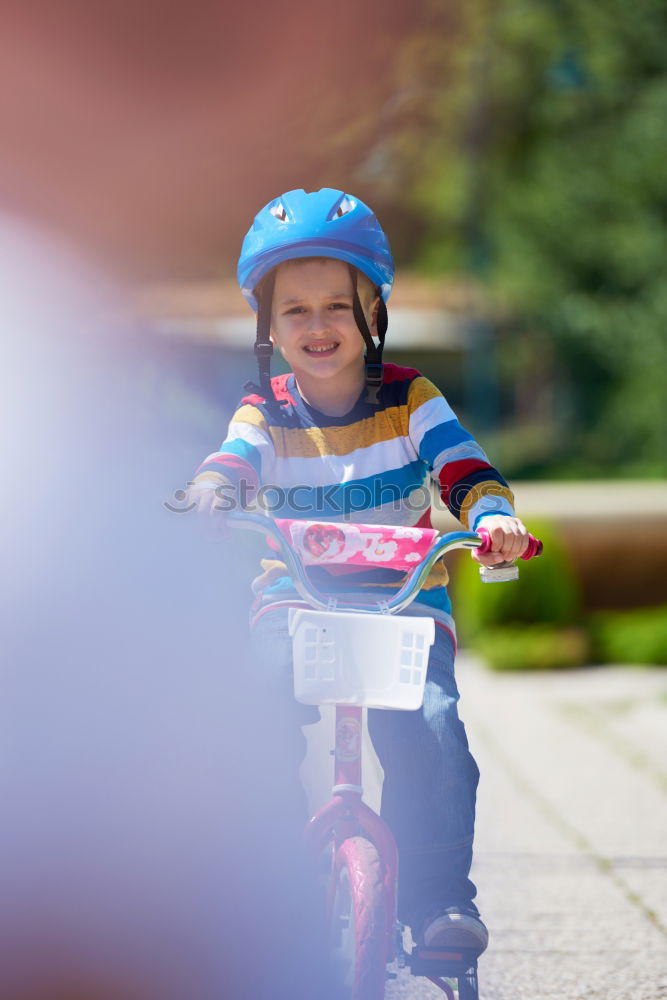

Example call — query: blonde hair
[259,256,377,306]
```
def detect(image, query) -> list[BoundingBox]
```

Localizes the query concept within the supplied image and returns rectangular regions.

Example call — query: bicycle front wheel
[330,835,388,1000]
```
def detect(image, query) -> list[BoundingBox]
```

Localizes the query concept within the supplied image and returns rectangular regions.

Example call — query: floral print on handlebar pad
[274,518,439,572]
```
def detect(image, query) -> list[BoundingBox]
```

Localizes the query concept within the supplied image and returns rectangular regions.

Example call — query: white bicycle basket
[288,609,435,710]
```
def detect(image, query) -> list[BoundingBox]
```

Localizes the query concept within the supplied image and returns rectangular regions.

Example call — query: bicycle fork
[304,705,399,965]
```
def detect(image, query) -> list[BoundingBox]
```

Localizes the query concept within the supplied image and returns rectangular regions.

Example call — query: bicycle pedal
[416,947,465,960]
[409,944,480,978]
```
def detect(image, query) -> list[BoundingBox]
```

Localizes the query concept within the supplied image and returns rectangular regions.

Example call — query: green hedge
[475,625,591,672]
[451,519,581,643]
[450,519,666,669]
[590,605,667,666]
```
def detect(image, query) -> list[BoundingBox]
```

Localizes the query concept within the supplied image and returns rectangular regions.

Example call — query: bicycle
[230,511,542,1000]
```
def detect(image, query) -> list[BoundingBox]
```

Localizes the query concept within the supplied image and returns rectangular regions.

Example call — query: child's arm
[407,376,530,563]
[186,401,273,522]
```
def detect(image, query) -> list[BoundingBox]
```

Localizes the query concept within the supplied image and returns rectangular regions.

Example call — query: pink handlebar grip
[477,528,543,560]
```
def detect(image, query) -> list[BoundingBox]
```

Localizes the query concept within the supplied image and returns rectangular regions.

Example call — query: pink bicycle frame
[304,704,399,963]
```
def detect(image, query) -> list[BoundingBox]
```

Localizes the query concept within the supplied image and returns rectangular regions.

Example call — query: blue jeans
[250,606,480,927]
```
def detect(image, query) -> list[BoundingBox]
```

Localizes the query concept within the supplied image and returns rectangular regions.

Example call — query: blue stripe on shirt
[219,438,263,476]
[264,460,427,517]
[419,421,474,466]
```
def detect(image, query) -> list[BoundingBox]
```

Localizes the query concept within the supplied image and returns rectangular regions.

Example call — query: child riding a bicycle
[187,189,530,953]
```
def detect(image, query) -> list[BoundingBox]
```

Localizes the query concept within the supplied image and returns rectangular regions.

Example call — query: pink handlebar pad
[274,518,439,572]
[477,528,543,560]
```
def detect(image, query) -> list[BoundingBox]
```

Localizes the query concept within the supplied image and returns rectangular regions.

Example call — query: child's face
[270,258,378,389]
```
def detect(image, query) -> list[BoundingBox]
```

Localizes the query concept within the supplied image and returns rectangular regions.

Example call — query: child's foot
[418,905,489,953]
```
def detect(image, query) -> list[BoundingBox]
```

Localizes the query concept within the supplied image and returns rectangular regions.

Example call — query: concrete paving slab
[585,700,667,781]
[460,660,667,860]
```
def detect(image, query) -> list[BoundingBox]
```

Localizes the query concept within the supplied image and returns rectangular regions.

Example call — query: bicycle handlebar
[228,512,542,615]
[477,527,543,560]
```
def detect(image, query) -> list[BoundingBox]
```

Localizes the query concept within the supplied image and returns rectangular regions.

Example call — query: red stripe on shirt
[438,458,493,499]
[382,363,420,384]
[196,453,258,488]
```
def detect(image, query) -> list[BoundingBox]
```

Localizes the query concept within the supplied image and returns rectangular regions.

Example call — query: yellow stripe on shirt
[268,406,410,458]
[459,480,515,530]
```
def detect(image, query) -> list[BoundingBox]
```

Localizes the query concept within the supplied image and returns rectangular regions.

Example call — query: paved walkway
[303,658,667,999]
[455,657,667,1000]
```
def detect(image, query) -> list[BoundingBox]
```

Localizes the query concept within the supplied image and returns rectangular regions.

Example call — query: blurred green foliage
[452,519,581,640]
[590,604,667,665]
[452,519,666,668]
[363,0,667,477]
[475,625,590,670]
[451,518,592,668]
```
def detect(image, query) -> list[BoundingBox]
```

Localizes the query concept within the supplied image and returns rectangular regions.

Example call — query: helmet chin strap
[349,266,387,405]
[245,270,283,406]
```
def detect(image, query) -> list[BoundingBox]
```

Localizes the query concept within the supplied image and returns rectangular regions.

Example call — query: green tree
[374,0,667,476]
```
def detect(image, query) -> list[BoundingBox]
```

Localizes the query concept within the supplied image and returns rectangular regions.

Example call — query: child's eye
[329,302,350,310]
[284,306,305,315]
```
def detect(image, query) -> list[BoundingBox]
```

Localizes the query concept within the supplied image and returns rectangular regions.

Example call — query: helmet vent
[333,195,355,219]
[269,203,288,221]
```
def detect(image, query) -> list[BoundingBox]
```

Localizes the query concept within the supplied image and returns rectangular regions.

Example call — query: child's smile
[303,341,339,356]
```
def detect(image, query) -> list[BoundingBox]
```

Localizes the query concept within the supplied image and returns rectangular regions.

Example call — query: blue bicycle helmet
[238,188,394,405]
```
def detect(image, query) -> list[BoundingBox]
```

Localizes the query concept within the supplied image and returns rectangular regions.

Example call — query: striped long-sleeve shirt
[193,364,515,612]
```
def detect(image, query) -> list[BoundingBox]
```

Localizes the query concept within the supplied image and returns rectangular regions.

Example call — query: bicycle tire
[330,835,388,1000]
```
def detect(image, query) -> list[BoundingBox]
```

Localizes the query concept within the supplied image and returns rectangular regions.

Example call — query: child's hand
[471,515,530,566]
[185,483,230,538]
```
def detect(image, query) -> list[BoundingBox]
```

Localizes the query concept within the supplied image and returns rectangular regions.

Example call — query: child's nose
[308,309,330,334]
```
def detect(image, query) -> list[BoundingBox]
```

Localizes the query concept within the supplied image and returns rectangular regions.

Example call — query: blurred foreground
[0,219,333,999]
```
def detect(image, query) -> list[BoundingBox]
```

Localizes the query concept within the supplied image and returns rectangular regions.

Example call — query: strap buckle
[365,361,383,384]
[364,362,384,405]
